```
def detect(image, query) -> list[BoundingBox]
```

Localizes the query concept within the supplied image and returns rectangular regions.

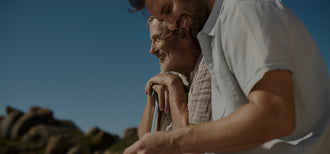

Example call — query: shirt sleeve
[221,0,293,96]
[188,57,212,124]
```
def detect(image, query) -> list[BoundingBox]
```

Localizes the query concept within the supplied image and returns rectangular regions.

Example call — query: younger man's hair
[128,0,145,13]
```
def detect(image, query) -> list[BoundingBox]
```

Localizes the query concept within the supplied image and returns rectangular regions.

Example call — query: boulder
[53,119,80,130]
[104,152,121,154]
[28,106,44,113]
[1,105,131,154]
[14,140,45,153]
[0,115,4,133]
[67,143,91,154]
[0,110,23,138]
[22,124,81,143]
[124,127,138,139]
[6,106,22,115]
[10,108,53,139]
[106,127,138,154]
[94,151,105,154]
[0,144,19,154]
[0,115,4,122]
[91,131,117,150]
[45,135,71,154]
[86,126,101,136]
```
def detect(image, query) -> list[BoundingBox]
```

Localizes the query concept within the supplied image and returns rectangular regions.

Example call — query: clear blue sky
[1,0,329,137]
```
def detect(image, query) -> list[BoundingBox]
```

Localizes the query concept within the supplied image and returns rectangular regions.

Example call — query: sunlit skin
[145,0,214,34]
[145,0,190,31]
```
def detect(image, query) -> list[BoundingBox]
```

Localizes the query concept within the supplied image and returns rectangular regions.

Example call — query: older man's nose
[149,45,156,55]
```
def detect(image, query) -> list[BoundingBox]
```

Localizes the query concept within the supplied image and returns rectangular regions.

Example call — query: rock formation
[0,106,138,154]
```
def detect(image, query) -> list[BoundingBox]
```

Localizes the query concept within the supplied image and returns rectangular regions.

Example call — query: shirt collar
[200,0,224,36]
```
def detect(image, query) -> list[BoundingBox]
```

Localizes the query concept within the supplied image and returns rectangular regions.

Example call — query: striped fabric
[188,56,212,124]
[157,55,212,131]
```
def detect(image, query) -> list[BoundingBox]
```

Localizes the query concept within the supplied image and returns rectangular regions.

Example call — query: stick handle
[151,91,159,132]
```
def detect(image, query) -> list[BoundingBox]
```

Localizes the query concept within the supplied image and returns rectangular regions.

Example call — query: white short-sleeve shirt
[198,0,330,153]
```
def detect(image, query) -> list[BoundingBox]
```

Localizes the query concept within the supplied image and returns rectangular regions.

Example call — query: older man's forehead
[149,21,161,36]
[150,22,177,42]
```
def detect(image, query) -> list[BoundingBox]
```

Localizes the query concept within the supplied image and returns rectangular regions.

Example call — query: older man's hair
[147,16,174,40]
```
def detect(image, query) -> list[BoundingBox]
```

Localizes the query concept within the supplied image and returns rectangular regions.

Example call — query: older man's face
[149,19,195,73]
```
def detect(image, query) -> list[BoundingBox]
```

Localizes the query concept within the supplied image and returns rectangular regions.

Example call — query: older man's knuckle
[136,141,145,149]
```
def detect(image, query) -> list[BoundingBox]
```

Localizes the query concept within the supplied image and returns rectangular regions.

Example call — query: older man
[126,0,330,154]
[138,16,212,137]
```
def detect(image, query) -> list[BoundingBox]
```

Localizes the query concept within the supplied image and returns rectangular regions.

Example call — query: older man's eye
[155,38,160,42]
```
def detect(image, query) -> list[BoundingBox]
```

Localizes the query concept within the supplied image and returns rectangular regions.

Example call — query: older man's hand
[146,73,186,114]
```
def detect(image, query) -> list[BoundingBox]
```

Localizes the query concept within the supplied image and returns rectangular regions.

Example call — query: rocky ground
[0,106,138,154]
